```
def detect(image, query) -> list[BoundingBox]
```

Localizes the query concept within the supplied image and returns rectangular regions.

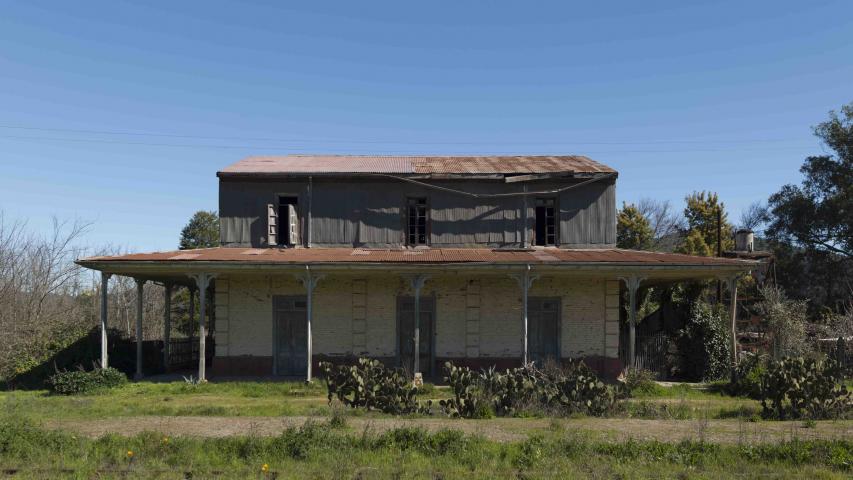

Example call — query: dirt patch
[43,416,853,444]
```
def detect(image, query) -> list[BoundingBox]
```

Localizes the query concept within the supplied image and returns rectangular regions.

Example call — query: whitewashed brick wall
[215,272,618,360]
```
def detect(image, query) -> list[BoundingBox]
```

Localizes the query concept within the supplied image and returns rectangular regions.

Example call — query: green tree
[678,191,733,256]
[179,211,220,250]
[765,103,853,314]
[617,202,653,250]
[676,229,713,256]
[767,103,852,258]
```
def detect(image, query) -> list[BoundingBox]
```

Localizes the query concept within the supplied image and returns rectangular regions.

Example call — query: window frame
[405,196,430,246]
[534,197,558,246]
[275,194,300,247]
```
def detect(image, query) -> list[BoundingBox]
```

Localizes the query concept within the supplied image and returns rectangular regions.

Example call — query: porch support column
[725,275,740,365]
[188,273,216,382]
[99,272,112,369]
[134,278,146,380]
[619,275,645,369]
[188,286,196,351]
[511,265,540,365]
[408,275,430,375]
[163,283,172,372]
[295,267,325,382]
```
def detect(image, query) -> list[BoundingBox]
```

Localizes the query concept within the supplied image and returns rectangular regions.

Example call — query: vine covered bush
[318,358,431,415]
[675,301,731,381]
[759,357,851,419]
[439,360,618,418]
[47,367,127,395]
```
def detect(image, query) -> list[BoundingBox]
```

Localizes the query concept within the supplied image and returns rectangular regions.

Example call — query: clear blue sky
[1,1,851,251]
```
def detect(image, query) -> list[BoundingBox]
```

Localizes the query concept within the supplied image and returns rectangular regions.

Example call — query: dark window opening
[407,197,429,246]
[278,196,299,246]
[534,198,557,246]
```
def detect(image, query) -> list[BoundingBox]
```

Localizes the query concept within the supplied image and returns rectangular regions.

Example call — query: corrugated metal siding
[220,177,616,248]
[558,180,615,247]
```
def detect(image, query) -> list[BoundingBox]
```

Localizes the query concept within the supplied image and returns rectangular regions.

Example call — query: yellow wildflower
[126,450,134,458]
[261,463,269,472]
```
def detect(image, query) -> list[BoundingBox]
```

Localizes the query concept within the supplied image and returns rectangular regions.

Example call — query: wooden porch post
[100,271,111,369]
[726,275,739,365]
[408,275,429,375]
[189,273,215,382]
[511,265,539,365]
[134,278,146,380]
[619,275,644,369]
[295,267,325,382]
[163,283,172,372]
[188,286,196,356]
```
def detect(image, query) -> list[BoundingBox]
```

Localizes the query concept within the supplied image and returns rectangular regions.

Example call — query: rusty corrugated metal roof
[218,155,616,176]
[78,247,753,267]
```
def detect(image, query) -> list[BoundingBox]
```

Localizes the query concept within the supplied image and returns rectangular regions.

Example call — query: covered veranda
[76,247,756,382]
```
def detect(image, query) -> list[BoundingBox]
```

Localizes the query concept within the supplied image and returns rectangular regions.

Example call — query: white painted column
[135,278,146,380]
[188,287,195,352]
[189,273,215,382]
[163,283,172,372]
[619,275,644,369]
[295,267,324,382]
[408,275,429,375]
[511,265,539,365]
[100,271,111,369]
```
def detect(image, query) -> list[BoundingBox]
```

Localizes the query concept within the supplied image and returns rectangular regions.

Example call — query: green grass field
[0,381,850,478]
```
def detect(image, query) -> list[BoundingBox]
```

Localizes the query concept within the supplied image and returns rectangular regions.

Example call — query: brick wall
[214,271,619,372]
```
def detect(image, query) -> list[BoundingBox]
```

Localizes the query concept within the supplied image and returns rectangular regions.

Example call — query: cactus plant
[759,356,851,419]
[318,358,431,415]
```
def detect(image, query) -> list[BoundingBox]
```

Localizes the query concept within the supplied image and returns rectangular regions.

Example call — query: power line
[0,124,815,147]
[0,133,815,154]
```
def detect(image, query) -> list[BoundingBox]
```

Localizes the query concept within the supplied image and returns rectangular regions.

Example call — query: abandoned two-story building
[77,155,754,381]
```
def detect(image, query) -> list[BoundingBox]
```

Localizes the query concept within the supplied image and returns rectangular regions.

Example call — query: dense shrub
[727,353,768,399]
[675,302,732,381]
[47,367,127,395]
[318,358,431,414]
[759,357,851,419]
[440,360,618,418]
[622,368,660,396]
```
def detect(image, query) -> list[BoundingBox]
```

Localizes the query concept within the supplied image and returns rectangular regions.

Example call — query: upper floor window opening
[273,195,299,247]
[406,197,429,246]
[534,197,557,246]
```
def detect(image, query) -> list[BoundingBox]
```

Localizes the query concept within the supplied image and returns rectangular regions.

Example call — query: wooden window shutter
[288,203,299,245]
[267,203,277,246]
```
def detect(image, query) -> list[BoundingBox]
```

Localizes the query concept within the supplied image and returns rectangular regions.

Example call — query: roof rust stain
[218,155,616,175]
[79,247,754,267]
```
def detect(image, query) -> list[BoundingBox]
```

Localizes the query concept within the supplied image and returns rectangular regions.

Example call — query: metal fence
[168,337,214,370]
[620,332,670,377]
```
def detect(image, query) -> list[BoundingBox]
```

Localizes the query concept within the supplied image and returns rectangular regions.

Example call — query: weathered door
[273,296,308,376]
[529,297,560,366]
[397,296,435,376]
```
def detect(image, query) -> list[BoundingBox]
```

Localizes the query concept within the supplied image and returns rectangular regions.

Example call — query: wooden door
[397,296,435,376]
[273,296,308,376]
[529,297,560,366]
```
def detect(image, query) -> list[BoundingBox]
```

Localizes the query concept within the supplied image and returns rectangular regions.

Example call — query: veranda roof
[77,247,756,285]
